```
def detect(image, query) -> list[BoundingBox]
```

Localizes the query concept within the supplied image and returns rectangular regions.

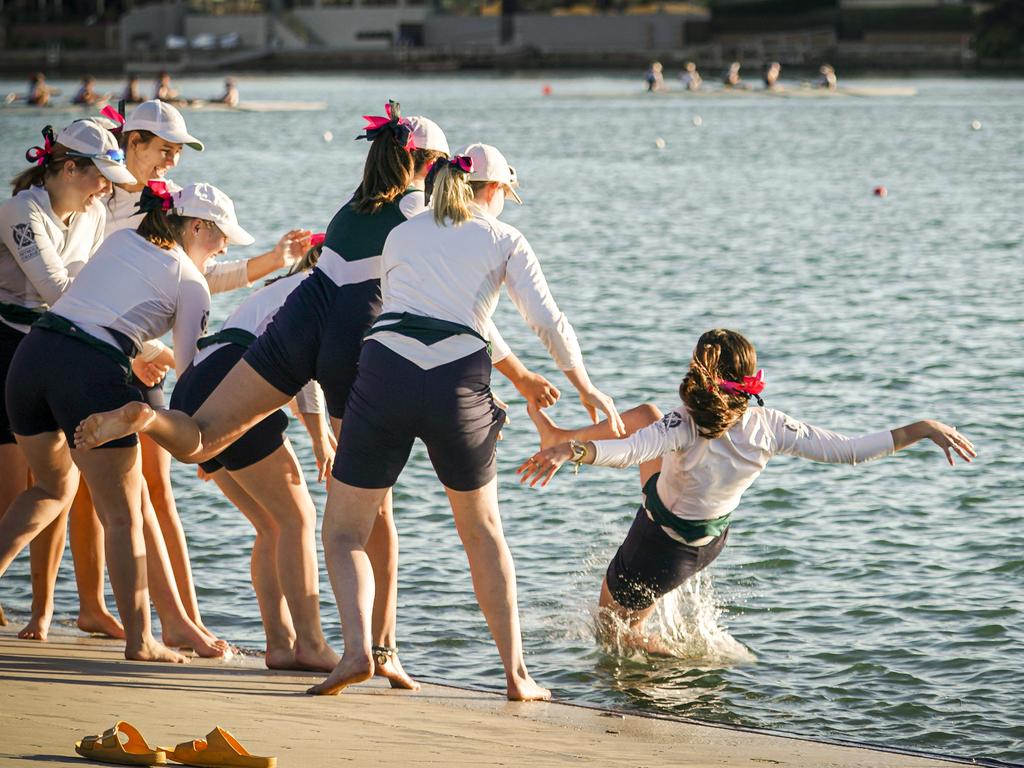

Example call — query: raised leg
[75,361,291,462]
[447,478,550,702]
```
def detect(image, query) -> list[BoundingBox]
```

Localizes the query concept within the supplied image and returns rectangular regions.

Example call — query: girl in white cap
[170,237,338,671]
[516,329,974,654]
[299,142,623,700]
[0,119,135,640]
[0,181,253,662]
[74,99,309,645]
[73,107,561,689]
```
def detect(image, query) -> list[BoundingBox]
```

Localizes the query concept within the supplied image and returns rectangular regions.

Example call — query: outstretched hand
[927,421,977,466]
[514,371,560,409]
[578,388,625,436]
[517,443,573,487]
[273,229,313,268]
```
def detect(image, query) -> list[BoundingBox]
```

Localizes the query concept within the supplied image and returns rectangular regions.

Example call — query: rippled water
[2,74,1022,764]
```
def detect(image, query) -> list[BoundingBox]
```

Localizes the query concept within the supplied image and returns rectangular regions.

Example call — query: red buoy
[542,84,553,96]
[874,185,888,198]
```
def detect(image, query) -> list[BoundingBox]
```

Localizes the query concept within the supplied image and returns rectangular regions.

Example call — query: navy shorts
[243,269,381,420]
[171,343,289,473]
[0,321,27,445]
[605,506,730,611]
[130,372,167,410]
[5,326,144,449]
[334,340,505,492]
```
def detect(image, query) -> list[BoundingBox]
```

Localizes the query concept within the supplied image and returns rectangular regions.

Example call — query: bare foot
[526,403,570,450]
[74,401,155,450]
[507,674,552,702]
[265,646,298,670]
[17,613,51,641]
[374,650,420,691]
[306,653,373,695]
[77,608,125,639]
[294,639,341,674]
[126,635,188,664]
[162,621,230,659]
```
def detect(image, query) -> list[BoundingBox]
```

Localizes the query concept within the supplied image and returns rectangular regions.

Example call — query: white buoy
[323,130,334,143]
[971,120,982,131]
[692,115,703,127]
[655,137,666,149]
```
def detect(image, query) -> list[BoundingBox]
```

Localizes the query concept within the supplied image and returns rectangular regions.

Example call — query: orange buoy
[542,84,553,96]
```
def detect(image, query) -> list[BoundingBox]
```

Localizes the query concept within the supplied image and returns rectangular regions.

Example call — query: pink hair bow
[357,100,415,150]
[25,125,56,166]
[309,232,326,249]
[718,369,765,402]
[100,104,126,134]
[143,180,174,211]
[448,155,473,173]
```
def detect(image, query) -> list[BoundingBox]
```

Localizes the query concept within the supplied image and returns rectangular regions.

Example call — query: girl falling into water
[518,328,976,654]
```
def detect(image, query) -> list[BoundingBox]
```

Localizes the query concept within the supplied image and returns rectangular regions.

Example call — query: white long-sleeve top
[0,185,105,332]
[103,183,250,294]
[372,205,582,371]
[593,406,895,529]
[50,229,210,376]
[194,270,323,414]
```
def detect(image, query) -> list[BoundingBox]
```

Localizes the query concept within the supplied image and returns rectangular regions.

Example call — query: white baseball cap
[407,116,450,155]
[124,100,204,151]
[57,119,136,185]
[172,183,253,245]
[460,143,522,204]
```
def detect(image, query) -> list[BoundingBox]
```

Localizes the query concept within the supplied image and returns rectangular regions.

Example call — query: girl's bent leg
[75,362,292,462]
[69,482,124,638]
[0,433,79,579]
[141,434,207,633]
[18,504,69,641]
[309,481,390,696]
[365,489,418,689]
[211,469,296,667]
[70,445,184,664]
[447,479,550,702]
[228,441,338,673]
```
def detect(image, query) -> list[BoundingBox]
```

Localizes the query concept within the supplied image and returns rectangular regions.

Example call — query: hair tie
[716,370,766,406]
[355,99,415,150]
[447,155,473,173]
[138,180,174,214]
[25,125,56,166]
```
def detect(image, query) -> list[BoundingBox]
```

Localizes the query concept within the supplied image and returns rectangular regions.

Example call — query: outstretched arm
[891,420,976,466]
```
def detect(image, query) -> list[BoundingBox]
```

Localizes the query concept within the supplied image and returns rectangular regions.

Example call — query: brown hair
[411,148,447,176]
[266,243,322,286]
[679,329,758,439]
[120,129,157,151]
[10,144,93,195]
[351,131,414,215]
[135,209,190,250]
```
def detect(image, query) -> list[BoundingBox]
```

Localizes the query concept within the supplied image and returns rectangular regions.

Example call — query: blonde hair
[679,329,758,439]
[431,164,489,227]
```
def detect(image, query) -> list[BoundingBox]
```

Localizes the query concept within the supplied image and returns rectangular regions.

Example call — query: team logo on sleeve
[659,412,683,430]
[11,224,40,263]
[200,310,209,335]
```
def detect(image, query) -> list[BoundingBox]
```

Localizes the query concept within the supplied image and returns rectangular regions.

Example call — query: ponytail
[679,329,759,439]
[351,100,415,215]
[134,181,187,250]
[430,155,488,227]
[11,127,91,195]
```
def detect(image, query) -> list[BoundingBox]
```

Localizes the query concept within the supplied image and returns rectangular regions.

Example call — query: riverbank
[0,627,973,767]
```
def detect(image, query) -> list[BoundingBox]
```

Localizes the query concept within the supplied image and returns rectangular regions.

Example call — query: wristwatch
[569,440,588,474]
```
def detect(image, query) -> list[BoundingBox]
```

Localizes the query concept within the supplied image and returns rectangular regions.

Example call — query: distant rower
[680,62,702,91]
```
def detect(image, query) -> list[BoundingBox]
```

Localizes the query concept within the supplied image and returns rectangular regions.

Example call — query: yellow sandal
[74,721,167,766]
[164,727,276,768]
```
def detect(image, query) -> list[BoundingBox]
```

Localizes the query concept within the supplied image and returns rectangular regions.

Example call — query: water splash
[596,572,756,666]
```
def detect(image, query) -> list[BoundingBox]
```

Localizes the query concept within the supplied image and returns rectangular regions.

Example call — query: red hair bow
[309,232,326,249]
[142,180,174,212]
[25,125,56,166]
[718,369,765,399]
